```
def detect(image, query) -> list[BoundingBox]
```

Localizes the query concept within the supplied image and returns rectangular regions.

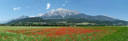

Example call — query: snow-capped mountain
[39,8,82,19]
[12,8,119,21]
[36,8,117,21]
[41,8,81,17]
[7,8,128,25]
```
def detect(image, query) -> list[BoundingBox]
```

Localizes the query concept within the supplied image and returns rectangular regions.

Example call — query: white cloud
[14,7,21,11]
[46,3,50,9]
[63,4,65,6]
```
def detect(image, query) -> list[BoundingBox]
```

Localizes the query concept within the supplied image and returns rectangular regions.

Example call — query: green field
[0,26,58,30]
[0,26,128,41]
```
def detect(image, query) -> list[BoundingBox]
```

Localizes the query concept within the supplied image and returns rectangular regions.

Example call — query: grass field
[0,26,128,41]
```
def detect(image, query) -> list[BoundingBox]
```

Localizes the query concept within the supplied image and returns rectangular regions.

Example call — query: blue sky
[0,0,128,23]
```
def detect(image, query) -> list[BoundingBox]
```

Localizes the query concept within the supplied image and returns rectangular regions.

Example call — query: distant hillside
[47,18,128,25]
[8,17,49,24]
[8,17,128,26]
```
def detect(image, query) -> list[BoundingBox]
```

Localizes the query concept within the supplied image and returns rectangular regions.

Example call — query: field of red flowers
[0,26,128,41]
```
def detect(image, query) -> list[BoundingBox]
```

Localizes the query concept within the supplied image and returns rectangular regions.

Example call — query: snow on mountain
[37,14,45,17]
[41,8,81,18]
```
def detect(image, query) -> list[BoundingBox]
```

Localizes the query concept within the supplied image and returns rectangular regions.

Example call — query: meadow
[0,26,128,41]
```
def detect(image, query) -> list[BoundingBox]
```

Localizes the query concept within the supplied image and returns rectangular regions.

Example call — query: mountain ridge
[36,8,118,21]
[7,8,128,26]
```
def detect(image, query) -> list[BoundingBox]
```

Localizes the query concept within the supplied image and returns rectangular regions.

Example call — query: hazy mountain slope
[8,17,49,24]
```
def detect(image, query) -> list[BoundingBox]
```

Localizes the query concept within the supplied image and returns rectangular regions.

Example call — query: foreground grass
[0,26,58,30]
[97,27,128,41]
[0,26,128,41]
[77,26,128,41]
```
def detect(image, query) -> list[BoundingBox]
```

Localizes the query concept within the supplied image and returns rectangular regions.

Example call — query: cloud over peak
[14,7,21,11]
[46,3,50,9]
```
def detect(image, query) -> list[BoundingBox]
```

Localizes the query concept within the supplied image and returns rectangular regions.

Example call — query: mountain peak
[56,8,70,11]
[43,8,81,17]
